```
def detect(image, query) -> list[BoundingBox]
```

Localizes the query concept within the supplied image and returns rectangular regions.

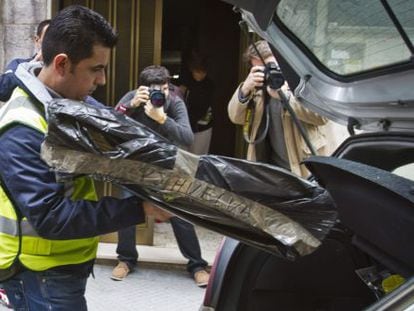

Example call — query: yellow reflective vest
[0,88,99,276]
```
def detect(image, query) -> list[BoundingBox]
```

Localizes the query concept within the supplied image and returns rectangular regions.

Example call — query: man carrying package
[0,5,166,310]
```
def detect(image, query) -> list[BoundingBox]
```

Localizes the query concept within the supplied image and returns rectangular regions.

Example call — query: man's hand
[240,65,265,97]
[143,201,172,222]
[130,86,150,108]
[144,102,167,124]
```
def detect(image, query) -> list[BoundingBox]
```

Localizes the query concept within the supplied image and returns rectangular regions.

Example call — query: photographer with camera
[116,65,193,146]
[228,40,331,177]
[113,65,210,287]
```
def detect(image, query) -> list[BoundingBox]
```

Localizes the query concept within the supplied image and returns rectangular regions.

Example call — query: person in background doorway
[113,65,210,287]
[179,52,214,155]
[0,19,50,102]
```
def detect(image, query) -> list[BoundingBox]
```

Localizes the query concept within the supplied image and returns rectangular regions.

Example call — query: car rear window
[276,0,414,76]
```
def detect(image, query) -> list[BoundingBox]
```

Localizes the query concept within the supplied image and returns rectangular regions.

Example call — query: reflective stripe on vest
[0,88,48,133]
[0,216,38,236]
[0,87,99,272]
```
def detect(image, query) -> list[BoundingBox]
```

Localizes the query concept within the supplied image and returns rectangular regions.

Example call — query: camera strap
[243,93,269,145]
[277,90,317,155]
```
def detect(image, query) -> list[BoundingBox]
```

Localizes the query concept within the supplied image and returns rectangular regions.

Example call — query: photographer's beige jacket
[228,84,336,178]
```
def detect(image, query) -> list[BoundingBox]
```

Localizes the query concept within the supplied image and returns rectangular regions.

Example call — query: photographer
[116,65,193,146]
[113,65,210,287]
[228,40,330,177]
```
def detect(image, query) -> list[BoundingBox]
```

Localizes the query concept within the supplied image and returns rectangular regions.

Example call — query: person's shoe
[111,261,130,281]
[194,270,210,287]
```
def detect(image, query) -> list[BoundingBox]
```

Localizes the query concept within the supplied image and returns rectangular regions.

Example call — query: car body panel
[202,1,414,310]
[223,0,414,131]
[201,132,414,310]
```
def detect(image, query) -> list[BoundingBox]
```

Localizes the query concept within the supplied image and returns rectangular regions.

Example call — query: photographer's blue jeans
[117,217,208,275]
[2,269,88,311]
[116,188,208,275]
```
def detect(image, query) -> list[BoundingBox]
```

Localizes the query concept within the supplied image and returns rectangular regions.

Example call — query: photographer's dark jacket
[115,88,194,147]
[228,83,332,177]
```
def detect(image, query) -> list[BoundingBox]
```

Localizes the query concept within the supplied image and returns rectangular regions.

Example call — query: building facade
[0,0,51,73]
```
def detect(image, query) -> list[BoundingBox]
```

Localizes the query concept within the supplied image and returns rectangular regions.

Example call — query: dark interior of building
[161,0,241,156]
[56,0,242,157]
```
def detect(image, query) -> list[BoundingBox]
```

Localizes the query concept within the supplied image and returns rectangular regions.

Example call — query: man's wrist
[156,113,167,124]
[238,86,250,104]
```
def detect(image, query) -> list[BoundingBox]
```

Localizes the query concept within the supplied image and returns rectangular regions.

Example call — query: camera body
[263,62,285,90]
[149,87,166,108]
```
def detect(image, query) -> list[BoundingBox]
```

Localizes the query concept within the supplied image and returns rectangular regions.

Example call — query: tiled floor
[0,263,209,311]
[86,263,207,311]
[89,222,224,310]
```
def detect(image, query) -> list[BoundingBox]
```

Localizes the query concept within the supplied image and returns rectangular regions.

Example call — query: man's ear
[54,54,70,76]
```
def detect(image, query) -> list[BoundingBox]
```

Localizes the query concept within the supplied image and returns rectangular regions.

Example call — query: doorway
[161,0,240,157]
[54,0,242,157]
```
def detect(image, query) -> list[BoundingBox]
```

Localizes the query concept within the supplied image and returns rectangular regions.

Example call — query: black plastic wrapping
[41,99,337,260]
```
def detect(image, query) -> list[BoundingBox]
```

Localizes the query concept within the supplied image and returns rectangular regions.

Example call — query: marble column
[0,0,50,72]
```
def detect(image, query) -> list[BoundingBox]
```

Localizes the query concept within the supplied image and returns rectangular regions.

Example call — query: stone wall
[0,0,50,72]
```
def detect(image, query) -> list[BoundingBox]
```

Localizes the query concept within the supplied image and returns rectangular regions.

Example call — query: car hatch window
[276,0,414,76]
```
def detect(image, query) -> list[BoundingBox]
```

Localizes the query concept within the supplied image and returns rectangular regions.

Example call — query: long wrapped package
[40,99,337,260]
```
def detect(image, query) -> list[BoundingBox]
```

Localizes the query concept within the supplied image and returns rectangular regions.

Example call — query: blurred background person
[179,51,214,155]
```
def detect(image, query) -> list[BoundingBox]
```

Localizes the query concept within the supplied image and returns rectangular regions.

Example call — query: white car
[201,1,414,310]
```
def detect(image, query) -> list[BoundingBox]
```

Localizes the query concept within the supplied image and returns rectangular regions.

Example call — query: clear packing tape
[41,99,338,260]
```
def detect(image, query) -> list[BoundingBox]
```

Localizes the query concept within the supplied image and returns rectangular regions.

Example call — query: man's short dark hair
[139,65,171,86]
[42,5,118,66]
[36,19,51,37]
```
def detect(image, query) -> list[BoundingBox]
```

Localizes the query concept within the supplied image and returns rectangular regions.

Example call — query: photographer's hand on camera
[240,65,265,98]
[130,85,150,108]
[144,101,167,124]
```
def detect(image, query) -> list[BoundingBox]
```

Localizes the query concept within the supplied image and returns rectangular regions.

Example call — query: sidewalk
[0,223,223,311]
[97,222,224,267]
[92,223,224,310]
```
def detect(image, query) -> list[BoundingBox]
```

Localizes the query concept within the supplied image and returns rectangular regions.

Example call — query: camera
[264,62,285,90]
[149,87,166,108]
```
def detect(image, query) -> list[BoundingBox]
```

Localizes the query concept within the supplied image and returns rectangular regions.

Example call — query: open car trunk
[211,133,414,311]
[200,1,414,310]
[305,153,414,278]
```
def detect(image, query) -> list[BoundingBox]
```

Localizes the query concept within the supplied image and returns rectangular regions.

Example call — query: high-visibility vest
[0,87,99,275]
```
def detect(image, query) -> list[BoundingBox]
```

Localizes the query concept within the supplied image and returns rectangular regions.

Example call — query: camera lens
[265,62,285,90]
[149,89,166,108]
